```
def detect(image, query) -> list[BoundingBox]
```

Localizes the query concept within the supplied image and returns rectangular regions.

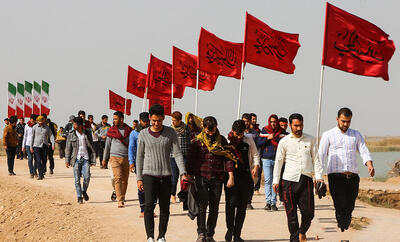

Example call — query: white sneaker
[147,238,155,242]
[157,238,166,242]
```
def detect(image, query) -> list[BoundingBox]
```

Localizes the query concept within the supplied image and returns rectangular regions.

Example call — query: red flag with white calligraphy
[127,66,146,98]
[198,28,243,79]
[109,90,132,115]
[148,54,186,98]
[322,3,395,81]
[148,98,172,116]
[173,46,218,91]
[243,12,300,74]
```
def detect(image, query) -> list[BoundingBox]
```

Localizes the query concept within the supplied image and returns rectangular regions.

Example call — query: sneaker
[225,229,233,242]
[111,191,117,201]
[37,176,44,180]
[271,204,278,211]
[147,238,155,242]
[77,197,83,204]
[82,191,89,201]
[264,203,271,211]
[11,172,16,176]
[157,238,166,242]
[50,169,54,174]
[196,233,206,242]
[246,203,254,210]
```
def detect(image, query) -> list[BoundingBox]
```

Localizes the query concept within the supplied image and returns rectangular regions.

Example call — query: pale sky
[1,0,399,136]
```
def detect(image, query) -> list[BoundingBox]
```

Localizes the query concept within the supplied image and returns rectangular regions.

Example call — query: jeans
[46,143,54,172]
[138,189,145,213]
[33,147,47,177]
[328,173,360,230]
[170,157,186,196]
[262,158,277,205]
[25,145,35,175]
[6,147,16,173]
[73,158,91,198]
[143,175,172,240]
[195,176,223,237]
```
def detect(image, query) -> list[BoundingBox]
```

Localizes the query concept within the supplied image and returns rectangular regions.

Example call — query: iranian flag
[8,83,16,117]
[33,81,41,115]
[24,81,33,118]
[41,80,50,115]
[16,82,24,118]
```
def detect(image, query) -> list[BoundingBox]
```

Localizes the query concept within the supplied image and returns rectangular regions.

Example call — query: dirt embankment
[0,176,106,242]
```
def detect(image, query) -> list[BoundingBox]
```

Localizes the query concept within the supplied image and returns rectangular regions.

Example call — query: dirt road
[1,157,399,242]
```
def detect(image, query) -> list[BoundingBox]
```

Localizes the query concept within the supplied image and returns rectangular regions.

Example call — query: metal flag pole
[236,62,245,119]
[171,83,174,112]
[194,69,199,115]
[316,65,325,146]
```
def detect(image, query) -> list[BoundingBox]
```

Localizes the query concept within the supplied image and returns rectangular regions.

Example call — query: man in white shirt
[319,107,375,232]
[273,113,323,242]
[65,117,96,204]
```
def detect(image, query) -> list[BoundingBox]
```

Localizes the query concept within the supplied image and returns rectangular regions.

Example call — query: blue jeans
[262,158,277,205]
[25,146,36,175]
[73,158,91,198]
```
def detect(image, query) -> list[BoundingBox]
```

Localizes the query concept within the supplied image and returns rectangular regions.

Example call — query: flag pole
[316,65,325,146]
[142,87,148,112]
[171,83,174,112]
[236,62,245,119]
[195,70,199,115]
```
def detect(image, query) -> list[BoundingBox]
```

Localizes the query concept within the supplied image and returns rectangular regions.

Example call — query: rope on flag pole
[316,65,325,146]
[236,62,245,119]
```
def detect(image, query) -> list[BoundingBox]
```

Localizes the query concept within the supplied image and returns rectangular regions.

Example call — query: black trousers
[143,175,172,240]
[254,160,263,191]
[225,174,253,239]
[195,176,223,237]
[46,144,54,171]
[328,173,359,230]
[6,147,16,173]
[99,141,106,164]
[58,141,66,159]
[281,175,314,242]
[92,141,100,158]
[33,147,47,177]
[16,138,24,159]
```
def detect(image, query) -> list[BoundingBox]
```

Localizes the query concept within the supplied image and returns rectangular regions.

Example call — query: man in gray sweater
[102,111,133,208]
[136,104,187,242]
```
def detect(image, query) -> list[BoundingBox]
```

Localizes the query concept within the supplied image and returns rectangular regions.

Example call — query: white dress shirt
[273,133,323,184]
[22,125,33,148]
[76,131,89,160]
[318,126,372,175]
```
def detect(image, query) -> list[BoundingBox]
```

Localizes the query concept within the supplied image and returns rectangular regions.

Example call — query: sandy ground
[1,157,400,242]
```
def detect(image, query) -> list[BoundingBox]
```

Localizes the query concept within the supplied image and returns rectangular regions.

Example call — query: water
[356,152,400,178]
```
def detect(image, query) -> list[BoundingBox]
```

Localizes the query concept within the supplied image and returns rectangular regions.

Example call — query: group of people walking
[3,105,375,242]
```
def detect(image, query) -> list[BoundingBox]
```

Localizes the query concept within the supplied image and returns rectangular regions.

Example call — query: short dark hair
[149,104,164,116]
[133,120,138,124]
[250,113,257,118]
[139,112,150,121]
[279,117,288,123]
[4,118,9,121]
[41,114,47,119]
[171,111,183,121]
[289,113,303,124]
[30,114,37,120]
[203,116,218,130]
[73,117,84,126]
[338,107,352,117]
[232,120,246,133]
[19,117,24,120]
[88,115,94,119]
[78,110,86,116]
[241,113,251,120]
[9,116,17,124]
[101,115,108,120]
[113,111,124,119]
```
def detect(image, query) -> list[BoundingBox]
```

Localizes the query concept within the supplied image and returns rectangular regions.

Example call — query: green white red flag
[33,81,41,115]
[16,82,24,118]
[41,81,50,115]
[24,81,33,118]
[8,83,16,117]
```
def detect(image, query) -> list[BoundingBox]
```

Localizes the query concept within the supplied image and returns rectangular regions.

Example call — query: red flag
[243,13,300,74]
[109,90,132,115]
[198,28,243,79]
[322,3,396,81]
[148,98,172,116]
[148,54,186,98]
[127,66,147,98]
[173,46,218,91]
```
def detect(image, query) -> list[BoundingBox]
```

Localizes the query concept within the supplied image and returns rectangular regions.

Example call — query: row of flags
[7,81,50,118]
[109,3,395,116]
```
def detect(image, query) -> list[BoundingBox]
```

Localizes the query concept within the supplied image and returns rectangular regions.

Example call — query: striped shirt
[318,126,372,174]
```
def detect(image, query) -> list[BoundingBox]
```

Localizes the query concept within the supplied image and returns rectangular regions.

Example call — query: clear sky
[1,0,398,136]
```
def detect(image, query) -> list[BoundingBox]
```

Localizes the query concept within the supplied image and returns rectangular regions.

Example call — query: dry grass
[365,137,400,152]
